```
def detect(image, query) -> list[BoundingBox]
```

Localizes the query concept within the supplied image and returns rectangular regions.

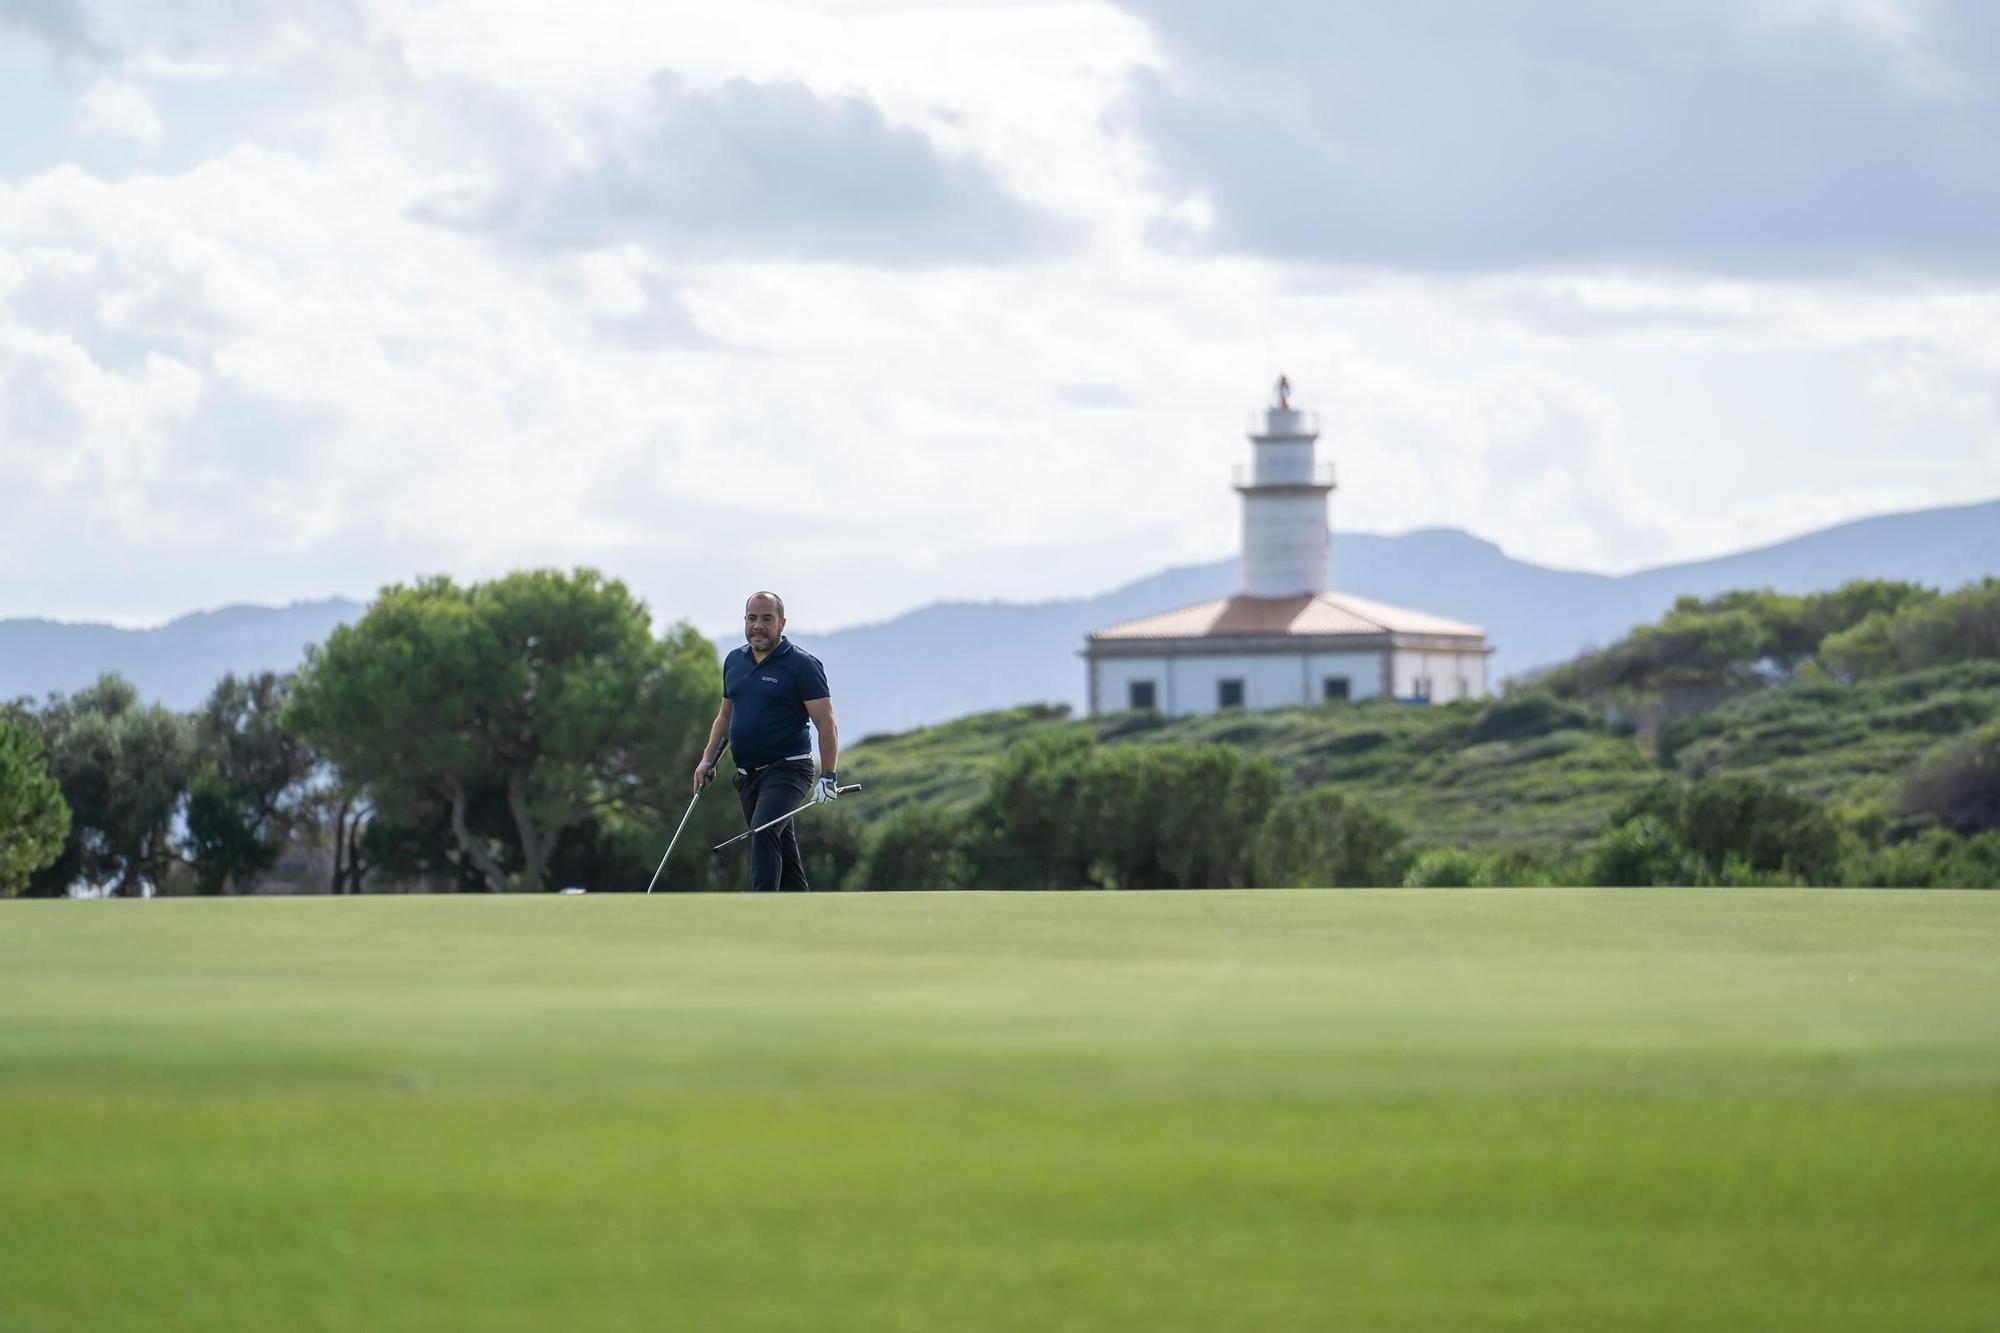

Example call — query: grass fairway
[4,891,1999,1332]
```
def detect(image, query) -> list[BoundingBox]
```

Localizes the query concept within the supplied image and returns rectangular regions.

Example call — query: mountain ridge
[5,497,1997,737]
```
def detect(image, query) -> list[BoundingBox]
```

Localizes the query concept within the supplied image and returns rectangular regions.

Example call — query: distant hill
[4,497,1997,733]
[0,600,364,710]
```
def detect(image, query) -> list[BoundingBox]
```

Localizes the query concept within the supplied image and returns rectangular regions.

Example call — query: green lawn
[4,891,1998,1331]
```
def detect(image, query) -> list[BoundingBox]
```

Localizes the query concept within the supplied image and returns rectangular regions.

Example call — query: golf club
[644,741,726,894]
[712,783,863,854]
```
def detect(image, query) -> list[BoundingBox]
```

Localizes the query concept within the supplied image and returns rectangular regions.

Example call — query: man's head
[744,591,786,653]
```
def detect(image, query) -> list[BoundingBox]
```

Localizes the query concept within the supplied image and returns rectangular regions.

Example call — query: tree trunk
[341,801,370,894]
[329,794,368,894]
[505,772,550,893]
[444,778,512,893]
[329,795,349,893]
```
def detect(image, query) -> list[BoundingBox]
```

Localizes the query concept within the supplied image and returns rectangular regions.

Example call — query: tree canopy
[185,672,319,894]
[18,676,195,897]
[0,715,70,898]
[287,569,718,892]
[1540,580,1939,700]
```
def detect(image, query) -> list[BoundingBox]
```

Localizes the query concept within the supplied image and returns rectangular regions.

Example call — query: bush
[1078,743,1282,889]
[1902,722,2000,835]
[1396,845,1572,888]
[1252,787,1409,887]
[1678,775,1845,882]
[1823,578,2000,678]
[1401,849,1486,887]
[802,805,867,892]
[1589,815,1694,887]
[1094,709,1171,741]
[1695,854,1809,888]
[1475,846,1569,887]
[1468,693,1595,745]
[853,804,964,891]
[959,735,1282,889]
[1839,829,2000,889]
[958,731,1097,889]
[1601,775,1844,884]
[1539,580,1941,702]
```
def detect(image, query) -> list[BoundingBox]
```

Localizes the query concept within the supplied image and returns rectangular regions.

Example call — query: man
[692,591,840,892]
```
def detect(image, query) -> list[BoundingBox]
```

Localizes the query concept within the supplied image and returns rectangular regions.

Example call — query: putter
[712,783,863,853]
[644,742,727,894]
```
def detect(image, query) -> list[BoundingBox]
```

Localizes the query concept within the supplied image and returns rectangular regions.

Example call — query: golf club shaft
[713,784,863,853]
[643,791,702,895]
[645,742,728,894]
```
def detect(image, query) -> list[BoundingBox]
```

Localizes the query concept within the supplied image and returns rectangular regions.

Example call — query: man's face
[744,597,784,653]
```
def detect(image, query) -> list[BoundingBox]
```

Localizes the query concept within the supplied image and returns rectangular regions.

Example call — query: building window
[1323,676,1350,701]
[1457,676,1469,699]
[1128,680,1157,711]
[1413,676,1432,702]
[1218,678,1245,709]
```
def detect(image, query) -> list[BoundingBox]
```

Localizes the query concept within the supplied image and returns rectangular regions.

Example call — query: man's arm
[691,700,731,793]
[803,696,838,776]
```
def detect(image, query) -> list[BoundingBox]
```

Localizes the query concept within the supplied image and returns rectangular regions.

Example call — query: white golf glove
[813,772,841,803]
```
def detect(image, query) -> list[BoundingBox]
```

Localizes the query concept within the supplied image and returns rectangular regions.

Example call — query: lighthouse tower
[1081,377,1496,716]
[1237,375,1335,597]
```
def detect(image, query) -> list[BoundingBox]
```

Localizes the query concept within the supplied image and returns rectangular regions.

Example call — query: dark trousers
[733,761,813,892]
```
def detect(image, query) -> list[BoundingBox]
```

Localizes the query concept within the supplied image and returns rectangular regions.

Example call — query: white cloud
[1121,0,2000,274]
[0,1,1996,635]
[74,75,162,143]
[424,73,1058,262]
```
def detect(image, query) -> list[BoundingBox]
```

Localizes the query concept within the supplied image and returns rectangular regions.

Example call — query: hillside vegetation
[838,578,2000,889]
[6,573,1995,893]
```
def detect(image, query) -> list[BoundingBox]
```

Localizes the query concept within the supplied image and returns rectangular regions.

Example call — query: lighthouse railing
[1233,461,1337,490]
[1246,410,1320,439]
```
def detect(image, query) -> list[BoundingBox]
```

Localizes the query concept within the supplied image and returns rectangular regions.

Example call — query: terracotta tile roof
[1088,592,1486,641]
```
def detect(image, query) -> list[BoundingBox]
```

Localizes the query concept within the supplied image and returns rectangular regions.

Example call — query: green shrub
[1678,775,1845,881]
[1252,787,1409,887]
[1094,710,1170,741]
[1589,815,1694,887]
[852,803,963,891]
[1078,743,1282,889]
[1399,845,1567,888]
[802,805,867,892]
[958,731,1097,889]
[1474,845,1568,887]
[1838,829,2000,888]
[1401,849,1486,887]
[1602,776,1843,883]
[1696,854,1809,888]
[1902,722,2000,835]
[959,735,1282,889]
[1823,578,2000,678]
[1468,693,1596,745]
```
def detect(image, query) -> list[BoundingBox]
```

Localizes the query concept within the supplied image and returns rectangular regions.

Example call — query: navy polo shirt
[723,637,830,770]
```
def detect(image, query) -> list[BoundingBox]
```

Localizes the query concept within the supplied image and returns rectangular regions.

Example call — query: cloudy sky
[3,0,1997,635]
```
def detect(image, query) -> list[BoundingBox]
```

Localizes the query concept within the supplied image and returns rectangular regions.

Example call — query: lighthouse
[1082,378,1495,716]
[1238,375,1335,597]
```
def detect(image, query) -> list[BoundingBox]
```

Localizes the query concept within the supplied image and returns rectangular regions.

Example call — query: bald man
[692,591,840,892]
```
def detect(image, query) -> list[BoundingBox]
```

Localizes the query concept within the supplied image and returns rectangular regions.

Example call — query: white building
[1084,378,1493,716]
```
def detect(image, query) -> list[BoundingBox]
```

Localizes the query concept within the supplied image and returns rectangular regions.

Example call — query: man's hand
[813,771,840,803]
[690,756,719,794]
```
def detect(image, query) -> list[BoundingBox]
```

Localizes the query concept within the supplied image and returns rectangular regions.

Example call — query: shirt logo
[761,675,779,683]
